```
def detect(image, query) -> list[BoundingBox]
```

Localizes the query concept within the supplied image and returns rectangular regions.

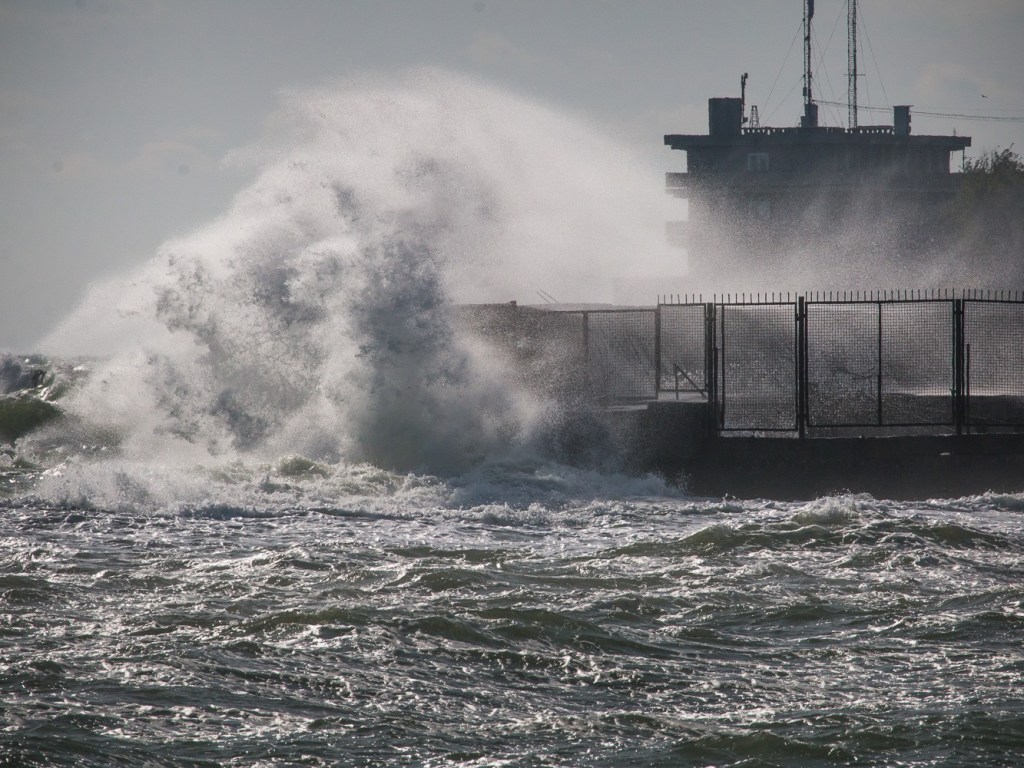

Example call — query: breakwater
[460,291,1024,498]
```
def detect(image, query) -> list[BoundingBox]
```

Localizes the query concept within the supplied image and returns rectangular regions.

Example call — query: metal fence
[963,294,1024,429]
[585,309,658,401]
[554,301,710,404]
[520,290,1024,434]
[804,296,954,429]
[719,302,797,430]
[658,303,709,395]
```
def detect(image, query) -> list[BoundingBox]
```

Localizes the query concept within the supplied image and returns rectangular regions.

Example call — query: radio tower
[801,0,818,128]
[848,0,858,129]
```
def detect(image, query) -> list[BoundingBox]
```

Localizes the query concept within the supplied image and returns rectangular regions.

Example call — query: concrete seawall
[606,399,1024,500]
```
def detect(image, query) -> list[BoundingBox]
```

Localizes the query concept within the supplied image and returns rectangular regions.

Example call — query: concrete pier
[607,399,1024,500]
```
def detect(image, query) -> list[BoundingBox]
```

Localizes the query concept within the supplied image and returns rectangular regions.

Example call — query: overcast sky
[2,0,1022,350]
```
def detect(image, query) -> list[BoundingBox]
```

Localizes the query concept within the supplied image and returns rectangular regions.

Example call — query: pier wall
[459,294,1024,497]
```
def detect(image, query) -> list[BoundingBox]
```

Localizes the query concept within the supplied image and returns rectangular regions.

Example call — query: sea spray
[33,69,679,475]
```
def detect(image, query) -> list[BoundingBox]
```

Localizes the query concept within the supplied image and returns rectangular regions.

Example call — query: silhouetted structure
[664,1,972,285]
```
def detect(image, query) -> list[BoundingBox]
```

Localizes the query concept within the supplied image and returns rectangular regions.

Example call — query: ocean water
[3,71,1024,765]
[2,461,1024,767]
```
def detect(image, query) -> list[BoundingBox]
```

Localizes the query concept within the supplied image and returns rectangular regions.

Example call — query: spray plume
[37,69,679,473]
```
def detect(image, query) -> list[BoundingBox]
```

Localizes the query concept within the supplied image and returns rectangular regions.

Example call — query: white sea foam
[35,70,680,476]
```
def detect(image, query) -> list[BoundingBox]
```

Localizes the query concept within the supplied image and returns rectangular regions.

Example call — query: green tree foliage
[953,146,1024,283]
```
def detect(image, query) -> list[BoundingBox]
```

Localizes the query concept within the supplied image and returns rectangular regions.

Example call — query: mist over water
[33,70,678,478]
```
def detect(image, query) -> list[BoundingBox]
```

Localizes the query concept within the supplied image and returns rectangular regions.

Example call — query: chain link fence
[719,303,796,430]
[585,310,658,401]
[880,301,953,425]
[463,293,1024,434]
[964,299,1024,428]
[806,302,878,426]
[805,299,954,428]
[658,303,708,394]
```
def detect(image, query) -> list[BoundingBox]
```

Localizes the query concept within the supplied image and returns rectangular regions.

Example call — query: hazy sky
[2,0,1022,350]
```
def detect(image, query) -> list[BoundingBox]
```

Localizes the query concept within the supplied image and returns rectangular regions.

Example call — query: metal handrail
[672,363,705,400]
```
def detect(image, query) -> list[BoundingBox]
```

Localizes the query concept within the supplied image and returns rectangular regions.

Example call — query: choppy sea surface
[2,457,1023,767]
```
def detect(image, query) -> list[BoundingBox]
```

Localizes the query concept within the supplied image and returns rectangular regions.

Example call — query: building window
[747,152,770,172]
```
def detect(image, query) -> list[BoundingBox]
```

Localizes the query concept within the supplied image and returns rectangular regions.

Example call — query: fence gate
[718,302,797,431]
[658,302,710,396]
[806,302,879,426]
[880,300,953,426]
[963,298,1024,428]
[805,298,954,428]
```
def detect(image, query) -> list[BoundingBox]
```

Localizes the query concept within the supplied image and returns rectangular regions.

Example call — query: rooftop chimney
[894,105,911,136]
[709,98,743,137]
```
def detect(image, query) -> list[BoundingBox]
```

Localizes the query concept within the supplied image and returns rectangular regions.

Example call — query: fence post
[717,303,726,429]
[796,296,807,438]
[654,306,662,397]
[953,298,964,434]
[705,302,717,431]
[876,301,884,427]
[965,342,972,435]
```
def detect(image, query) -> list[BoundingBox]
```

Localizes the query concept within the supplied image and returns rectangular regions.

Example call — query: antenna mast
[741,72,749,125]
[801,0,818,128]
[847,0,858,128]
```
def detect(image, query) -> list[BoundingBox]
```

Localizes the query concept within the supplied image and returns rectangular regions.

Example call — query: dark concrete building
[664,2,973,288]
